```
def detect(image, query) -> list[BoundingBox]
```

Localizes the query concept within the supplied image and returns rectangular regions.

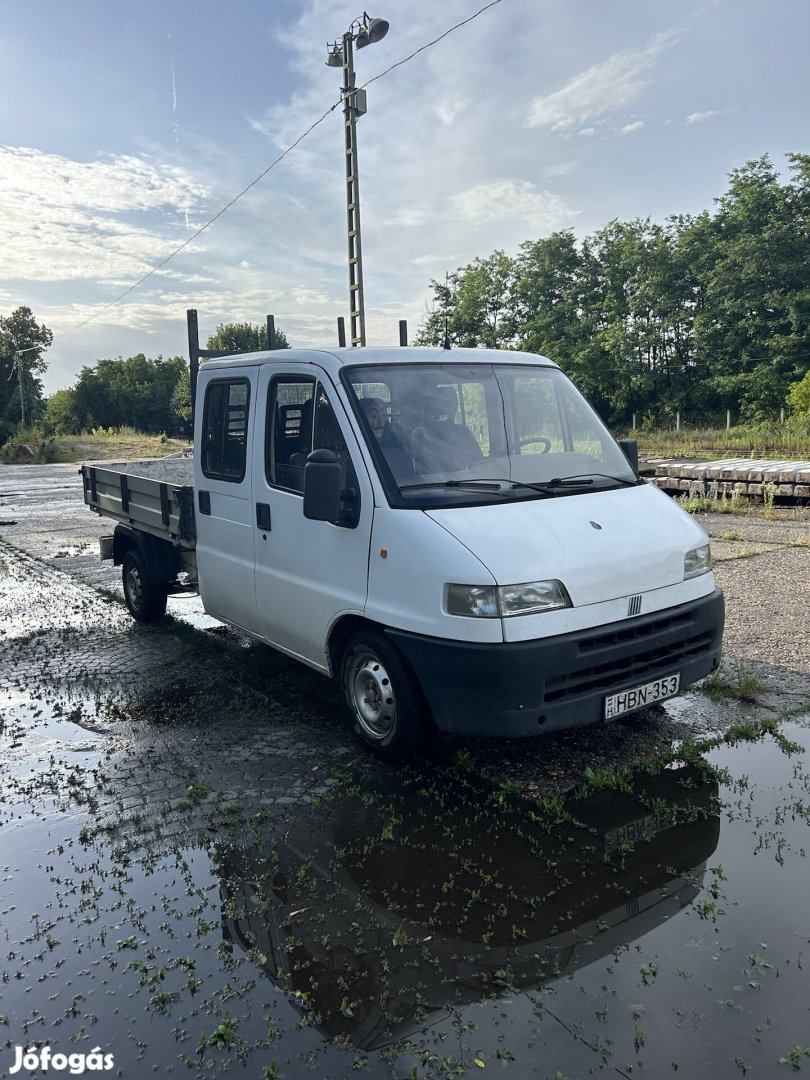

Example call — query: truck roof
[201,346,560,377]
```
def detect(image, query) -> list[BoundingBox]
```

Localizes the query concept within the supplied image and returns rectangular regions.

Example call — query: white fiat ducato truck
[82,347,724,758]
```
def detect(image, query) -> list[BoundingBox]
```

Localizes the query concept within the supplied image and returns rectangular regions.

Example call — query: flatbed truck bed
[81,457,197,546]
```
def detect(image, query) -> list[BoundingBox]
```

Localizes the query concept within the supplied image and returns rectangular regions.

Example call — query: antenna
[442,270,451,350]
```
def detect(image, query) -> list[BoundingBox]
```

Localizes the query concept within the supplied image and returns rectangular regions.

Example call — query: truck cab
[191,346,723,757]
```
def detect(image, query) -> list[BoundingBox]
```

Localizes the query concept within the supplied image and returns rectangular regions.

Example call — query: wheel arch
[327,614,436,728]
[113,525,180,585]
[327,614,379,677]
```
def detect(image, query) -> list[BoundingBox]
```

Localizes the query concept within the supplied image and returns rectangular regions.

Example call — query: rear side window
[202,378,250,481]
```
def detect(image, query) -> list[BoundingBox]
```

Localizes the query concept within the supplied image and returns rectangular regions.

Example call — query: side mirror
[618,438,639,474]
[303,449,342,521]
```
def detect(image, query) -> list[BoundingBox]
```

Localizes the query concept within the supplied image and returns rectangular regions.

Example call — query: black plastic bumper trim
[387,589,724,737]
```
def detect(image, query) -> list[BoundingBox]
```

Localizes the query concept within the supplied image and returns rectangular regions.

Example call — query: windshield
[344,363,637,507]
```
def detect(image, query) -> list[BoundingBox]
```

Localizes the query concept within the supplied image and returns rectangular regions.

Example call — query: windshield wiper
[398,478,555,497]
[546,472,639,488]
[398,473,639,497]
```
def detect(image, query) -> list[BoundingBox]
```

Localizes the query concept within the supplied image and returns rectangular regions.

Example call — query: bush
[0,430,58,464]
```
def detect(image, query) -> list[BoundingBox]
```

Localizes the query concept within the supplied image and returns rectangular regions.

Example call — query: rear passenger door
[194,369,260,633]
[253,366,373,670]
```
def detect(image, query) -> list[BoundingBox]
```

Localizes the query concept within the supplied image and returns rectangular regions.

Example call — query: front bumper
[387,588,724,737]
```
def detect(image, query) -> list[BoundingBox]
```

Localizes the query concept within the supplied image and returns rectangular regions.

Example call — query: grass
[676,481,786,517]
[1,426,189,464]
[677,484,748,515]
[620,421,810,459]
[701,664,765,703]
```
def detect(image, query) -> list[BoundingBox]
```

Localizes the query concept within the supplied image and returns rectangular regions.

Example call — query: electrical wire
[360,0,502,91]
[60,100,343,339]
[59,0,506,341]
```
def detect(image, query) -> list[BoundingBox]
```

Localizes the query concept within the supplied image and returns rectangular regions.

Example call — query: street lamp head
[325,43,344,66]
[356,15,389,48]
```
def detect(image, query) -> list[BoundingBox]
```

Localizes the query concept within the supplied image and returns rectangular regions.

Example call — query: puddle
[51,546,90,559]
[0,725,808,1077]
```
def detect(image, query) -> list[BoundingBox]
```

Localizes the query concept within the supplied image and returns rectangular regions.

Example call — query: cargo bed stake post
[187,309,201,432]
[188,309,278,430]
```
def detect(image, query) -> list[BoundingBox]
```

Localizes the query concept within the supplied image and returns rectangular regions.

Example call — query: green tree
[415,253,518,349]
[72,354,187,434]
[694,154,810,421]
[171,367,192,431]
[414,153,810,427]
[206,321,290,353]
[40,388,80,436]
[787,370,810,416]
[0,306,53,440]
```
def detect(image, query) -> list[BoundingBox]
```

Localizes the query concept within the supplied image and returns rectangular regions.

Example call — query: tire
[341,630,430,760]
[122,549,168,623]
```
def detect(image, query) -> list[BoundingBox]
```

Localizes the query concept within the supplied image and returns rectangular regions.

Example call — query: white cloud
[0,146,207,283]
[436,99,469,126]
[541,162,576,179]
[412,253,460,266]
[386,207,429,227]
[451,180,578,232]
[527,29,683,132]
[619,120,645,135]
[685,109,718,124]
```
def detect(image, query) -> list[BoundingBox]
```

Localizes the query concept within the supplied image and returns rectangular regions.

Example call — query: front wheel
[341,630,430,760]
[122,549,168,623]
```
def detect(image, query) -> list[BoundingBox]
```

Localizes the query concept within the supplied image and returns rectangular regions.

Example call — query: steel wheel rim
[350,651,396,740]
[125,562,143,610]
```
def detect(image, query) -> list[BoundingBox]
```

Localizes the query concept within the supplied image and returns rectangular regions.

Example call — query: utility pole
[326,13,389,347]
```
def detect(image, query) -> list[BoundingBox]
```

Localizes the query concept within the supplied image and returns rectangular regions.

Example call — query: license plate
[604,810,673,853]
[604,673,680,720]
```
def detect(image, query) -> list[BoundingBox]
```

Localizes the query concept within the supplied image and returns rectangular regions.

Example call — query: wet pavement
[2,464,810,1078]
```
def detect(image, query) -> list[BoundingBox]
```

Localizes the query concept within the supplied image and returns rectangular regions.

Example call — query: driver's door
[252,367,373,670]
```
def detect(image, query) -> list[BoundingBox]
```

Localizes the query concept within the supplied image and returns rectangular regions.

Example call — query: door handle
[256,502,272,531]
[198,490,211,515]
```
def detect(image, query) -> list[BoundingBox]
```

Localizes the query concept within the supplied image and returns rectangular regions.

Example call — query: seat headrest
[424,387,458,423]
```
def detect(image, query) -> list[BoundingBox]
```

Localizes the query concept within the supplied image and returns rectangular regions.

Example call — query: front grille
[543,606,714,705]
[578,609,693,653]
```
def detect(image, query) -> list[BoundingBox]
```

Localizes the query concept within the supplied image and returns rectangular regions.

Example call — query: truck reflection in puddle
[218,763,720,1051]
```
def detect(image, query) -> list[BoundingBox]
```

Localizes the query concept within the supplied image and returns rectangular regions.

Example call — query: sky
[1,0,808,393]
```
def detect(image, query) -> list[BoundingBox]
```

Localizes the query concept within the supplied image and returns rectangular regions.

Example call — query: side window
[266,377,315,493]
[202,378,250,482]
[266,378,357,496]
[313,386,357,493]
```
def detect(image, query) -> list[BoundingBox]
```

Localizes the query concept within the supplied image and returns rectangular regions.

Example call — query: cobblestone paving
[3,465,810,1079]
[4,463,810,807]
[0,534,361,853]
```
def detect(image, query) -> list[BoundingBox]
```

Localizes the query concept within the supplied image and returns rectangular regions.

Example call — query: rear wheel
[341,630,429,760]
[122,549,168,623]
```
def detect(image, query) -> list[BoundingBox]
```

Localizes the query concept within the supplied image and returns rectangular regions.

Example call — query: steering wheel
[519,436,551,453]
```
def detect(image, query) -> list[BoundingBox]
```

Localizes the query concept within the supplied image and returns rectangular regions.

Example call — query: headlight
[446,580,571,618]
[684,543,712,579]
